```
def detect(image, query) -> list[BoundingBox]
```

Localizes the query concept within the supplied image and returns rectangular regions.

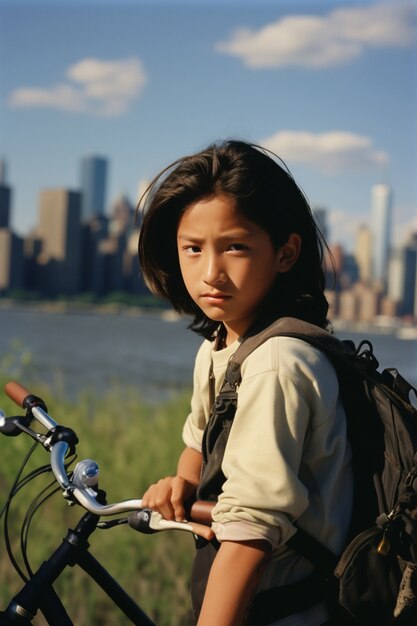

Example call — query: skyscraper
[0,230,23,293]
[370,183,392,289]
[80,156,108,220]
[402,235,417,316]
[37,189,82,295]
[355,224,372,283]
[0,159,7,184]
[0,185,11,228]
[387,248,405,304]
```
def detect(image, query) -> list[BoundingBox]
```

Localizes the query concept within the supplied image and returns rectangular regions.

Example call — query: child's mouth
[201,292,231,304]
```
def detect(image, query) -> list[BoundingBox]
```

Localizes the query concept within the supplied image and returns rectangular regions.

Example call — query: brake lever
[0,411,47,442]
[128,509,196,535]
[0,411,32,437]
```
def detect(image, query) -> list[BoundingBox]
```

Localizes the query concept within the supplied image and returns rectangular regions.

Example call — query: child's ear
[276,233,301,273]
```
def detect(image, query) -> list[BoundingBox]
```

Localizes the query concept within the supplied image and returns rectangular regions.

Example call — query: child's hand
[142,475,198,523]
[187,520,215,541]
[141,449,214,540]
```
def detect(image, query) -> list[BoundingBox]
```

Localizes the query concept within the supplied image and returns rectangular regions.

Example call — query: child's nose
[203,253,226,286]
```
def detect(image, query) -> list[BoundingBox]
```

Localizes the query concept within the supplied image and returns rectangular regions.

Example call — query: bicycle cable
[97,517,129,529]
[0,441,38,521]
[2,439,76,582]
[21,480,61,578]
[3,441,39,582]
[20,455,77,578]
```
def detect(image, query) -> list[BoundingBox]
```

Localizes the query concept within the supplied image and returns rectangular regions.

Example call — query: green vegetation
[0,378,197,626]
[2,290,171,310]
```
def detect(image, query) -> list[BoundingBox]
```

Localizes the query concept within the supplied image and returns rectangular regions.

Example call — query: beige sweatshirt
[183,335,353,591]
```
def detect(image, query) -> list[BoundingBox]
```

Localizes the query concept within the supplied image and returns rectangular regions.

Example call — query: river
[1,306,416,404]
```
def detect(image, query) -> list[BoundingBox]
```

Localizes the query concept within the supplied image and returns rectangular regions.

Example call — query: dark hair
[138,139,331,339]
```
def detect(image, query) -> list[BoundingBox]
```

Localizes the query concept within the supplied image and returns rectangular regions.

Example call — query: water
[1,306,416,404]
[336,327,417,390]
[0,307,201,402]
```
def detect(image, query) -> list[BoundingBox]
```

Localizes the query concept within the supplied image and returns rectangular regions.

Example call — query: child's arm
[142,446,202,521]
[197,539,269,626]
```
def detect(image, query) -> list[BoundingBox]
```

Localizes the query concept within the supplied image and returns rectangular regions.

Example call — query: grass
[0,379,197,626]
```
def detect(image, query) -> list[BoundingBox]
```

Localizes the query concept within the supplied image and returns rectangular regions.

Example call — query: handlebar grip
[189,500,214,525]
[5,381,32,408]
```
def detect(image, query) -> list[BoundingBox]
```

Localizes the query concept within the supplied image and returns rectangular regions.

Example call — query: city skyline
[1,0,416,251]
[1,154,416,320]
[0,151,413,252]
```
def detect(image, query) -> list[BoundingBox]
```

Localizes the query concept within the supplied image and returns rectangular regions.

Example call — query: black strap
[228,316,356,383]
[198,317,352,569]
[197,381,238,501]
[287,528,339,578]
[247,571,326,625]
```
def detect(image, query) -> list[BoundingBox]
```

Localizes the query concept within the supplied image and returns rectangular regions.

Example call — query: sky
[0,0,416,251]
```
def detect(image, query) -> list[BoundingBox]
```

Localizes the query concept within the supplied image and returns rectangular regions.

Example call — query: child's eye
[184,245,201,255]
[228,243,248,252]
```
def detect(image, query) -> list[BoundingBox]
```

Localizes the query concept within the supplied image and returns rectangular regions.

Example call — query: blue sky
[1,0,416,251]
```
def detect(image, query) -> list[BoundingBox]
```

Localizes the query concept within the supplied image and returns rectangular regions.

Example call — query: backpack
[196,316,417,625]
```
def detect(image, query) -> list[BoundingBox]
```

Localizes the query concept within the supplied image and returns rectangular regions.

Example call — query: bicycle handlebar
[2,380,214,534]
[5,380,33,408]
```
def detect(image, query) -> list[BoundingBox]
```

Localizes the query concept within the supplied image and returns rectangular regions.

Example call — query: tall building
[0,160,7,184]
[387,237,417,317]
[402,235,417,316]
[37,189,82,295]
[80,156,108,220]
[370,183,392,289]
[80,215,109,294]
[0,229,24,293]
[355,224,372,283]
[387,248,405,305]
[109,194,134,236]
[0,185,11,228]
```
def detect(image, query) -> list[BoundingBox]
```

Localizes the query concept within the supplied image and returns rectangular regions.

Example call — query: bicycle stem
[32,405,58,431]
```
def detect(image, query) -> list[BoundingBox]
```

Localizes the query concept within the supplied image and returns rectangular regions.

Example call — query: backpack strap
[227,316,357,383]
[223,317,353,574]
[198,316,363,571]
[286,527,339,578]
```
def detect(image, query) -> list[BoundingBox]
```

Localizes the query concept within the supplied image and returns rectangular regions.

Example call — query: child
[138,140,353,626]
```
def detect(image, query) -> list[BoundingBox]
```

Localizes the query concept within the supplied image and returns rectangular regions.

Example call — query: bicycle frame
[2,507,155,626]
[0,381,214,626]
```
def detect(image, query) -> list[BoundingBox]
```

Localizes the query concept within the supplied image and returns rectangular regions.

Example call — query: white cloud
[260,130,389,174]
[215,3,417,69]
[8,57,147,117]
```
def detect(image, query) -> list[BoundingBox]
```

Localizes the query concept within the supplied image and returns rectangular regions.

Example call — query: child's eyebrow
[177,234,203,242]
[177,230,253,242]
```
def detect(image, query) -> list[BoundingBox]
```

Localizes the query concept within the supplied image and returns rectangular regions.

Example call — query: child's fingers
[170,476,187,521]
[142,477,176,520]
[187,522,215,540]
[141,476,198,522]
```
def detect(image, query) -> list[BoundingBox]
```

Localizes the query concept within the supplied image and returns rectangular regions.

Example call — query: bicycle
[0,381,213,626]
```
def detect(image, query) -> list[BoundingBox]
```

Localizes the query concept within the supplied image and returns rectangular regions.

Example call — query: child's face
[177,195,284,344]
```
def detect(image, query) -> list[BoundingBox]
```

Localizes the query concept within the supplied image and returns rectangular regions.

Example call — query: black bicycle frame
[1,509,155,626]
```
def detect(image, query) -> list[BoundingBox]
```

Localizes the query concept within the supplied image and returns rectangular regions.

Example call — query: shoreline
[1,298,416,338]
[0,297,181,321]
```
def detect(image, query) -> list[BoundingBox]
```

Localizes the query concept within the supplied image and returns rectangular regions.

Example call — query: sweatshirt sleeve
[182,340,211,452]
[211,368,310,549]
[211,337,347,551]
